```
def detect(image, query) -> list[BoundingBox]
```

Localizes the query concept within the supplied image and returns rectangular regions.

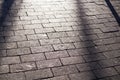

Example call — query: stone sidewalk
[0,0,120,80]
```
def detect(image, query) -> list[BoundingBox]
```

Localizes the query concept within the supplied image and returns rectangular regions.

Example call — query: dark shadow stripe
[105,0,120,26]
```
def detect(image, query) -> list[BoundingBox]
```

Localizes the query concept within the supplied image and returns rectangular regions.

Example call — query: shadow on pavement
[105,0,120,26]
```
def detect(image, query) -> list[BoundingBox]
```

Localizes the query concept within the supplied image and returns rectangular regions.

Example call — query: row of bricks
[0,64,120,80]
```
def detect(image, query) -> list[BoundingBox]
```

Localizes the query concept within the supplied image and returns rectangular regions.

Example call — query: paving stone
[83,53,106,62]
[35,28,55,33]
[5,35,27,42]
[0,65,9,74]
[53,43,75,50]
[17,40,40,48]
[27,34,48,40]
[1,56,20,65]
[31,45,54,53]
[10,62,36,72]
[45,50,69,59]
[52,65,78,76]
[40,39,61,45]
[61,56,85,65]
[114,66,120,74]
[43,23,61,28]
[25,69,53,80]
[0,42,17,49]
[67,48,89,56]
[54,27,73,32]
[47,32,68,38]
[36,59,62,69]
[60,37,81,43]
[76,62,101,72]
[100,27,119,33]
[15,30,34,35]
[6,48,31,56]
[23,24,43,29]
[69,72,96,80]
[0,72,26,80]
[93,68,118,78]
[21,53,45,62]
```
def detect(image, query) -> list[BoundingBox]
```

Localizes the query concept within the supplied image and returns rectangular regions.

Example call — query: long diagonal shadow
[75,0,109,79]
[105,0,120,26]
[0,0,15,65]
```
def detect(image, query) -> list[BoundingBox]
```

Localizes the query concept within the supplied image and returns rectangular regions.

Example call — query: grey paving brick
[83,53,106,62]
[67,48,89,56]
[76,62,101,72]
[31,45,54,53]
[36,59,62,69]
[54,27,73,32]
[45,50,69,59]
[35,28,55,33]
[43,23,61,28]
[27,34,48,40]
[25,69,53,80]
[93,67,118,78]
[23,24,43,29]
[61,56,85,65]
[0,42,17,49]
[17,40,40,48]
[47,32,67,38]
[10,62,36,72]
[0,72,26,80]
[1,56,20,65]
[6,48,31,56]
[53,43,75,50]
[40,39,61,45]
[52,65,78,76]
[5,35,27,42]
[15,30,34,35]
[21,53,45,62]
[69,72,96,80]
[0,65,9,74]
[60,37,81,43]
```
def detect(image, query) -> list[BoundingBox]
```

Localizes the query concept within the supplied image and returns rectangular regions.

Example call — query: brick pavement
[0,0,120,80]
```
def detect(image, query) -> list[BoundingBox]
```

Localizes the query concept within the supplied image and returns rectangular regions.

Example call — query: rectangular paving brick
[52,65,78,76]
[69,72,96,80]
[54,27,73,32]
[5,35,27,42]
[6,48,31,56]
[0,42,17,49]
[93,68,118,78]
[17,40,40,48]
[10,62,36,72]
[35,28,55,33]
[43,23,61,28]
[45,50,69,59]
[47,32,67,38]
[83,53,106,62]
[53,43,75,50]
[27,34,48,40]
[40,39,61,45]
[15,30,34,35]
[31,45,54,53]
[61,56,85,65]
[21,53,45,62]
[1,56,20,65]
[23,24,43,29]
[25,69,53,80]
[36,59,62,69]
[67,48,89,56]
[60,37,81,43]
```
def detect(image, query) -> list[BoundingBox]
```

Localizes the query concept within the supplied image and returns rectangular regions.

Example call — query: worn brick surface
[0,0,120,80]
